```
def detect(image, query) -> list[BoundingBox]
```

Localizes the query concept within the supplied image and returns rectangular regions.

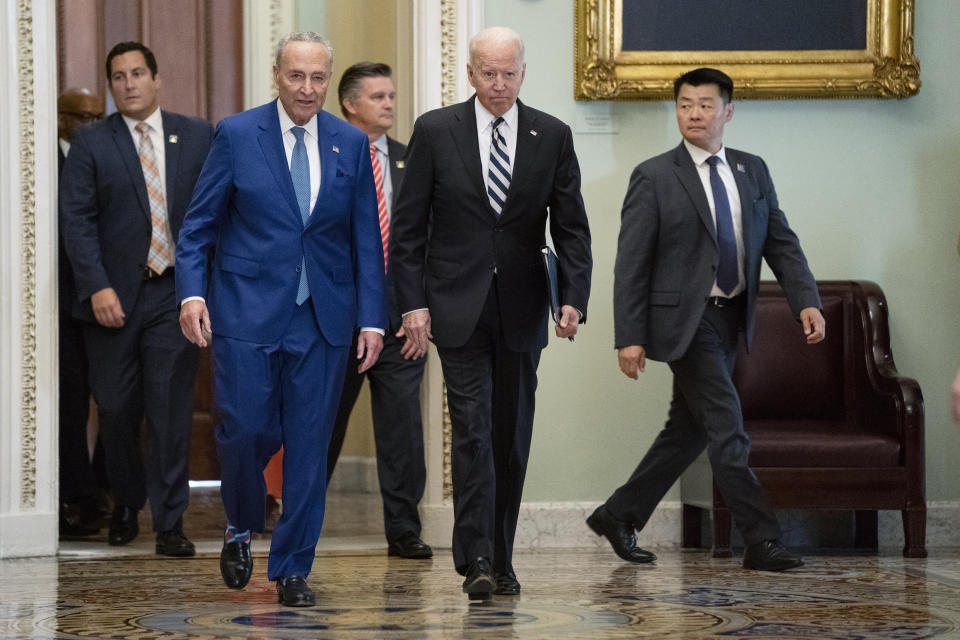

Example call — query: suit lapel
[672,143,717,244]
[728,149,757,258]
[110,113,151,221]
[386,136,405,209]
[450,98,488,210]
[257,101,302,222]
[311,112,339,226]
[501,100,541,217]
[161,112,180,227]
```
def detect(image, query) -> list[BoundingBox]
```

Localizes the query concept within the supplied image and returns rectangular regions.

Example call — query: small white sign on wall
[575,104,618,135]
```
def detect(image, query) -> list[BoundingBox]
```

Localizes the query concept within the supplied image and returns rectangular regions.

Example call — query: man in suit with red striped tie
[326,62,432,561]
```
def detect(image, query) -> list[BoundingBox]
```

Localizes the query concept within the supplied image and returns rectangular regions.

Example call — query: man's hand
[400,309,432,360]
[91,287,125,327]
[179,299,212,347]
[618,345,646,380]
[951,367,960,424]
[356,330,384,373]
[800,307,826,344]
[555,305,580,340]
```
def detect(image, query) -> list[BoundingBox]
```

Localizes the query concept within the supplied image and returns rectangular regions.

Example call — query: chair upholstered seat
[746,420,902,468]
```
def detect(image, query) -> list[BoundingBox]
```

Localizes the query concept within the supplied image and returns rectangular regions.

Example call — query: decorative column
[0,0,60,558]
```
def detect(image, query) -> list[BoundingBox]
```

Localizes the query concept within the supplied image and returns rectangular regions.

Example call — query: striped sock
[224,525,251,544]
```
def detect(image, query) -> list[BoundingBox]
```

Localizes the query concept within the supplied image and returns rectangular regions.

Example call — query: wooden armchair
[681,280,926,558]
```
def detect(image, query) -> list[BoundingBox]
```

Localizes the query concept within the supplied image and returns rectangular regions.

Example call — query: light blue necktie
[706,156,738,295]
[291,126,310,305]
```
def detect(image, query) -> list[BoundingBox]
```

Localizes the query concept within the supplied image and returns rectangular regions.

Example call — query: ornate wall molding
[17,0,37,509]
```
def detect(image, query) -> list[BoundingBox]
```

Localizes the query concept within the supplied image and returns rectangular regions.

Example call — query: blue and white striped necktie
[487,116,511,214]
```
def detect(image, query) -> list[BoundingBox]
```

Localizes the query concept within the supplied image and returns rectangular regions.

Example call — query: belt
[143,266,174,280]
[706,294,743,308]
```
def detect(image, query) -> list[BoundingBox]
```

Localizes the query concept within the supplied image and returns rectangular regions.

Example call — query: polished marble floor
[3,492,960,639]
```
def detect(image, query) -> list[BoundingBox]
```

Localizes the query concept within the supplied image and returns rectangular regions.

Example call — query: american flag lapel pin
[737,163,746,173]
[168,134,178,144]
[332,145,340,154]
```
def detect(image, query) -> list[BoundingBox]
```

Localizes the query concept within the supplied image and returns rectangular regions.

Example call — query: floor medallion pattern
[2,549,959,639]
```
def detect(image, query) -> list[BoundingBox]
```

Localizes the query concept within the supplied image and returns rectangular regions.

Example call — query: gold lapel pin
[168,134,178,144]
[396,160,405,169]
[530,130,538,136]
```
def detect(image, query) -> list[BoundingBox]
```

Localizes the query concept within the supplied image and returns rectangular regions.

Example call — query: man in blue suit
[60,43,213,556]
[176,32,385,607]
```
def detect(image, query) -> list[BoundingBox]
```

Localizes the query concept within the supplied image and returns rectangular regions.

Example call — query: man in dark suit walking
[588,67,825,572]
[57,88,106,538]
[60,42,213,555]
[326,62,432,560]
[177,32,385,607]
[392,27,593,598]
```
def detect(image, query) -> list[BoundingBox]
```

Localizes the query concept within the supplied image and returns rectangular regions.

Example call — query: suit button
[296,265,302,273]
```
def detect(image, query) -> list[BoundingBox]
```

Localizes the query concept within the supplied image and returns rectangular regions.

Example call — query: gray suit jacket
[614,142,820,362]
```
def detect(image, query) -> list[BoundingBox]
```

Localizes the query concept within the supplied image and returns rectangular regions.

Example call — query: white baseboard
[0,511,58,558]
[327,455,379,493]
[418,500,960,551]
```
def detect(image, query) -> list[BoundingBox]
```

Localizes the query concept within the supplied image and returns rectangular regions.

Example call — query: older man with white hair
[391,26,593,599]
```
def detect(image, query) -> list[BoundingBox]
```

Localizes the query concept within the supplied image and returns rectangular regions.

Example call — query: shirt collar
[684,138,727,167]
[122,105,163,136]
[371,133,389,156]
[277,99,319,140]
[475,98,518,136]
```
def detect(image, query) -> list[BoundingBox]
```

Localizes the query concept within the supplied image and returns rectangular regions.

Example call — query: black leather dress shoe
[493,571,521,596]
[276,576,315,607]
[586,504,656,563]
[220,538,253,589]
[59,501,100,538]
[743,539,804,571]
[388,532,433,559]
[108,505,139,546]
[462,557,495,600]
[156,528,196,557]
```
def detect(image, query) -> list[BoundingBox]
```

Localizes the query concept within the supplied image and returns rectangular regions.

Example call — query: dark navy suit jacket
[60,111,214,323]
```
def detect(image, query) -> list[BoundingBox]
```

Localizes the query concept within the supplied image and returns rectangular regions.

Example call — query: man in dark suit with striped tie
[391,27,593,598]
[326,62,432,560]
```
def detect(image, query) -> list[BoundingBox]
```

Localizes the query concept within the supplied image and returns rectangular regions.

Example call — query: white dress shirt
[277,101,321,212]
[683,139,745,298]
[475,99,518,190]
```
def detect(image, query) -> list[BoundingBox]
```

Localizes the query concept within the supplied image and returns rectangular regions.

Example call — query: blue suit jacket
[60,111,214,322]
[175,101,385,345]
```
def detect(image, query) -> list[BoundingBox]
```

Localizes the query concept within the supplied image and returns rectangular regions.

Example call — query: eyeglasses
[61,111,104,122]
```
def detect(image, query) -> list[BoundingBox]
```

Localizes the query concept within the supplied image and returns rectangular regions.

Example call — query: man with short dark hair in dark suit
[60,42,214,556]
[392,27,593,599]
[326,61,432,560]
[588,67,825,572]
[57,87,106,538]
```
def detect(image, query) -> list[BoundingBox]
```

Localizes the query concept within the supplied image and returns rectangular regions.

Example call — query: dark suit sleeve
[548,124,592,322]
[613,163,660,349]
[175,120,234,301]
[351,132,387,331]
[390,116,433,315]
[59,128,112,302]
[755,158,821,315]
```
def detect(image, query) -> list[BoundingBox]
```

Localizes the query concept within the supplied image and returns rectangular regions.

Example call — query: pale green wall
[483,0,960,503]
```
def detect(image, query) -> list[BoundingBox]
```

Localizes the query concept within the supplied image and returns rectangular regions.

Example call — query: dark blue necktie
[487,116,511,214]
[291,126,310,305]
[706,156,738,295]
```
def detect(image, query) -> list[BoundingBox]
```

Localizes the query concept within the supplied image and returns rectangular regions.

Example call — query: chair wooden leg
[682,504,704,548]
[712,505,732,558]
[902,507,927,558]
[854,510,878,549]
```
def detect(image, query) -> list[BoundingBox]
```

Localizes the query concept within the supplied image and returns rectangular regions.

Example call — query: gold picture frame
[574,0,920,100]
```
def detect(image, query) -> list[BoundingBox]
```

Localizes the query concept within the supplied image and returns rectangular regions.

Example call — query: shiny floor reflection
[4,547,960,638]
[4,489,960,638]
